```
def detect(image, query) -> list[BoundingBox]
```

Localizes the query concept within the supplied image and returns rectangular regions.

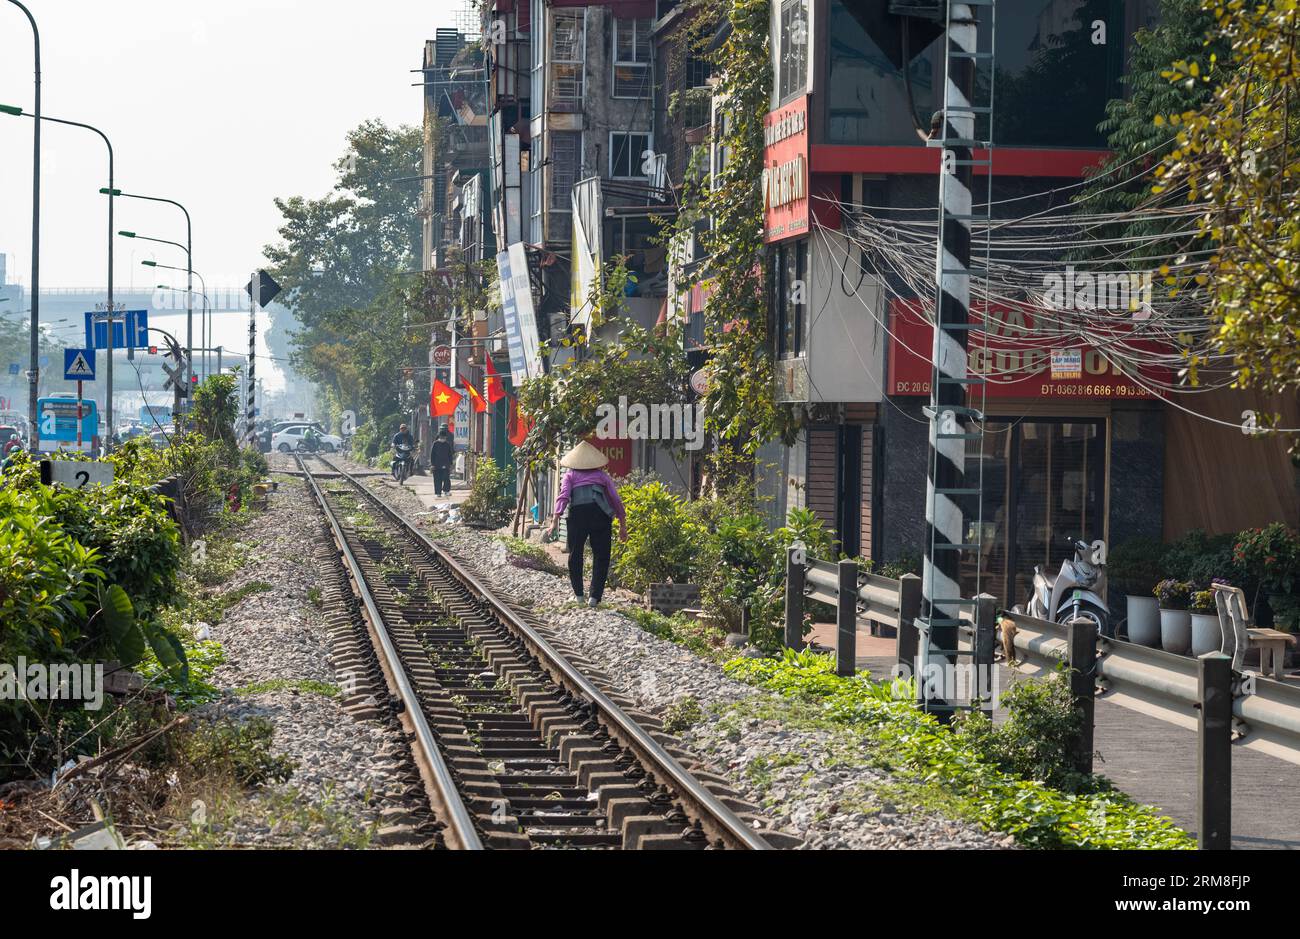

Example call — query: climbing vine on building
[661,0,800,470]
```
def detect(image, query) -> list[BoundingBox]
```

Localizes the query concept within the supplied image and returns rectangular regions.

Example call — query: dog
[999,614,1019,665]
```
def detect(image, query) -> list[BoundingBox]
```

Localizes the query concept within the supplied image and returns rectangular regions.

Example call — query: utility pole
[920,0,987,718]
[247,279,256,447]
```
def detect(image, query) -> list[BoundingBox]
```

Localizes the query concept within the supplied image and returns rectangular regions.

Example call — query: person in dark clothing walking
[549,441,626,607]
[430,427,454,497]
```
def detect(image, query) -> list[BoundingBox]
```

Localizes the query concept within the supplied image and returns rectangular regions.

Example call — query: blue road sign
[64,348,96,382]
[6,363,18,376]
[83,310,149,351]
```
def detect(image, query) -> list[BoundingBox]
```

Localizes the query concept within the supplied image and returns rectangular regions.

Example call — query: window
[772,239,807,358]
[962,418,1105,606]
[609,132,651,178]
[550,9,585,104]
[777,0,808,103]
[612,17,652,99]
[550,130,581,210]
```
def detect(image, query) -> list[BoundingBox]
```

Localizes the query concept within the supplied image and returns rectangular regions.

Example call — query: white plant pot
[1191,612,1223,656]
[1126,596,1161,647]
[1160,608,1192,655]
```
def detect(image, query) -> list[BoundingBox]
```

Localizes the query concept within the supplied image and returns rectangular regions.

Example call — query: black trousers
[433,464,451,495]
[566,503,612,602]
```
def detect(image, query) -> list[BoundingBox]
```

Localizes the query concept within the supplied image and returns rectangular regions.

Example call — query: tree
[1157,0,1300,433]
[262,120,425,430]
[1073,0,1231,263]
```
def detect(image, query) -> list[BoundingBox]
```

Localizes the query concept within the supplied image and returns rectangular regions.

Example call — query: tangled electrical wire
[811,137,1300,432]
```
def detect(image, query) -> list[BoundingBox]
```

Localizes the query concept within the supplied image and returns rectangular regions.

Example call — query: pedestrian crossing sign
[63,348,96,382]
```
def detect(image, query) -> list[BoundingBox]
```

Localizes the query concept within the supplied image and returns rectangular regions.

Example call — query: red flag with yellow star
[484,356,506,404]
[460,374,487,413]
[430,378,461,418]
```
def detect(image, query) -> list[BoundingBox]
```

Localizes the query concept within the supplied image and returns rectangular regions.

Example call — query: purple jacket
[555,468,625,522]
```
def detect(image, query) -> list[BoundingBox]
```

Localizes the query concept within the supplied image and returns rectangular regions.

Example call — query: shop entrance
[962,418,1106,608]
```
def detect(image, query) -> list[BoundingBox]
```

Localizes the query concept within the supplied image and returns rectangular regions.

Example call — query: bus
[36,395,99,454]
[139,403,172,431]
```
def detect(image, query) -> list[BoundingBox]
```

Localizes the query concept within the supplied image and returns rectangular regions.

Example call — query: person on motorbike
[391,424,416,480]
[302,425,321,453]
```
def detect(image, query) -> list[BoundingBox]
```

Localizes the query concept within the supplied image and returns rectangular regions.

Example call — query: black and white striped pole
[243,270,281,448]
[246,277,257,447]
[921,1,980,717]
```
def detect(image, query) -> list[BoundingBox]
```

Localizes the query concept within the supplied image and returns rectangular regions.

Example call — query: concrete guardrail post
[1197,651,1232,850]
[897,573,921,683]
[784,547,805,651]
[1067,617,1098,776]
[837,559,857,677]
[974,594,997,718]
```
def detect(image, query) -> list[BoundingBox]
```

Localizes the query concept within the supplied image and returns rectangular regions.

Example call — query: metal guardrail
[1005,610,1300,769]
[785,556,1300,847]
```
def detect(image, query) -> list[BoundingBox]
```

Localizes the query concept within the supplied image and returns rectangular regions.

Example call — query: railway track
[295,454,778,850]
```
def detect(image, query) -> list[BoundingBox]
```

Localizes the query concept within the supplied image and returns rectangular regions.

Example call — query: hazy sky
[0,0,458,293]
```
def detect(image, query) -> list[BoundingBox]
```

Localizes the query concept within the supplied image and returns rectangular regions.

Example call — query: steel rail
[298,455,484,850]
[318,455,772,850]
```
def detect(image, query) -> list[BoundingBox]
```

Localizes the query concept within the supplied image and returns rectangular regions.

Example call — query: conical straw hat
[560,440,608,470]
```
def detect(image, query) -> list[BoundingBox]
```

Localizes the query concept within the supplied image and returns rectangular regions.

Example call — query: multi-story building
[751,0,1297,613]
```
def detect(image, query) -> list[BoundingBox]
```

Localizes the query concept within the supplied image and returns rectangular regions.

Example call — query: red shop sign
[762,96,809,243]
[887,300,1167,400]
[587,436,633,478]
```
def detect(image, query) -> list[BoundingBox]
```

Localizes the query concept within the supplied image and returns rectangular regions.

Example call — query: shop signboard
[887,300,1166,399]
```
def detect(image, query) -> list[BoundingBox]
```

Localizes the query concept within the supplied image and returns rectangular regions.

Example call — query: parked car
[272,425,342,453]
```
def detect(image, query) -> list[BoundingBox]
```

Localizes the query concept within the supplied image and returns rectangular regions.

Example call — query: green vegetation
[623,608,731,664]
[0,373,270,783]
[722,650,1194,849]
[461,457,514,529]
[491,535,564,576]
[178,716,295,788]
[236,679,339,698]
[662,695,705,734]
[611,481,704,591]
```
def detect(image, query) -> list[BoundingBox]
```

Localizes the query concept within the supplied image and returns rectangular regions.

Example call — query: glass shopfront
[961,418,1106,608]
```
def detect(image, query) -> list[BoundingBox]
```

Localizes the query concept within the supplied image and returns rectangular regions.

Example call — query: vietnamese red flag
[507,394,532,446]
[484,356,506,404]
[460,374,487,413]
[430,378,461,418]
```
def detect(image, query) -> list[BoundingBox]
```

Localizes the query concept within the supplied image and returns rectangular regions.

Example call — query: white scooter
[1020,537,1110,636]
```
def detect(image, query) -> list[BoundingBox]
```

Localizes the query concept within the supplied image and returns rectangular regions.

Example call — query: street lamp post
[105,191,192,393]
[5,1,40,435]
[154,284,211,378]
[135,252,208,379]
[2,105,118,446]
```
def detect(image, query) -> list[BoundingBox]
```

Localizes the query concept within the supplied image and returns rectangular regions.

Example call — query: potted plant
[1188,588,1223,656]
[1154,578,1193,655]
[1109,536,1165,647]
[1234,523,1300,631]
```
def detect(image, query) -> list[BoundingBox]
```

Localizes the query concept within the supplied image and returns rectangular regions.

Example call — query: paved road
[809,621,1300,849]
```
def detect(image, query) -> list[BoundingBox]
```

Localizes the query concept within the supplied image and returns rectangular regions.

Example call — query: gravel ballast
[186,465,427,847]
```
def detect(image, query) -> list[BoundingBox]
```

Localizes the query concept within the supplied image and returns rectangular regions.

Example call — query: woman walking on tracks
[549,441,626,607]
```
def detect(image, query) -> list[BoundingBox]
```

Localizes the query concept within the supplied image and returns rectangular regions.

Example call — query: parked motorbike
[1018,537,1110,636]
[392,444,414,483]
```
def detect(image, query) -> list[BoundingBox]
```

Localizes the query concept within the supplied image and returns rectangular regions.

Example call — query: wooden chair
[1213,583,1296,678]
